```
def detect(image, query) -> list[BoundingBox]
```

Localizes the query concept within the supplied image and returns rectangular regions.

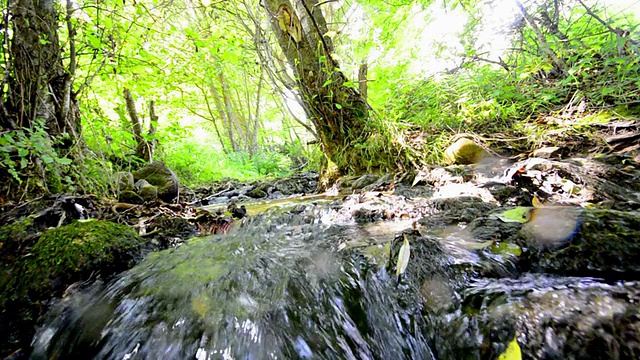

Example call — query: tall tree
[1,0,80,142]
[262,0,369,172]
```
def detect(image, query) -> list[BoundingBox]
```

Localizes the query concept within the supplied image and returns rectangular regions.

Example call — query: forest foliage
[0,0,638,197]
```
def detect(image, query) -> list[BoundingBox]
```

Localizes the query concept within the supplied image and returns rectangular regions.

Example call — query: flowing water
[31,203,436,360]
[29,188,640,359]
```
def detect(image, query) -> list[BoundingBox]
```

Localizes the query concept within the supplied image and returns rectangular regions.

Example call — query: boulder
[133,162,179,202]
[444,138,486,165]
[1,220,142,305]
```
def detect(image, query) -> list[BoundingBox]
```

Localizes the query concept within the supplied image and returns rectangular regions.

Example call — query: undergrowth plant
[0,119,74,195]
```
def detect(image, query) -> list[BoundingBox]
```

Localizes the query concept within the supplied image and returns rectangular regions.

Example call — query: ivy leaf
[58,158,72,165]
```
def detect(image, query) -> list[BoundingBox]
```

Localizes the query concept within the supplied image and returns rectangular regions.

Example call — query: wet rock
[468,213,524,242]
[351,174,379,190]
[532,146,563,159]
[273,173,317,195]
[502,157,640,210]
[467,276,640,360]
[363,173,394,191]
[481,182,523,206]
[419,197,499,229]
[392,184,433,198]
[247,182,271,198]
[0,220,142,357]
[246,187,268,199]
[420,274,457,313]
[523,209,640,277]
[353,208,385,223]
[114,171,134,192]
[228,203,247,219]
[336,174,359,189]
[388,231,457,287]
[444,138,486,165]
[133,161,179,202]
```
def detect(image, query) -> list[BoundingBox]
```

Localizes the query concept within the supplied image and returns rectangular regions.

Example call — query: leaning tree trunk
[262,0,369,172]
[2,0,80,142]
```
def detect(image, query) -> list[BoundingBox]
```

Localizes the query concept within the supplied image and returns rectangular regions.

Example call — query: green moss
[576,110,613,125]
[0,215,36,258]
[1,220,142,305]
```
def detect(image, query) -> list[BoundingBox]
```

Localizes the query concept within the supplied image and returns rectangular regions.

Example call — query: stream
[31,203,435,359]
[28,156,640,359]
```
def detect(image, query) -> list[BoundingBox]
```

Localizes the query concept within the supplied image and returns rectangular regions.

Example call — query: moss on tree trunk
[262,0,370,173]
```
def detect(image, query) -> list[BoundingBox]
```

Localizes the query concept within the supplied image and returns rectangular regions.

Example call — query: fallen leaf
[498,335,522,360]
[396,235,411,277]
[532,196,543,208]
[495,207,532,223]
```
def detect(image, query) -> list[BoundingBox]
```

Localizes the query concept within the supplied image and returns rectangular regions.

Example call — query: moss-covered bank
[0,219,142,357]
[1,220,141,304]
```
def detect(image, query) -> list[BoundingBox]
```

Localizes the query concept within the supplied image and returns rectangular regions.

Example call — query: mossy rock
[246,185,269,198]
[521,209,640,277]
[135,179,158,202]
[1,220,142,305]
[133,161,179,202]
[444,138,486,165]
[0,215,38,262]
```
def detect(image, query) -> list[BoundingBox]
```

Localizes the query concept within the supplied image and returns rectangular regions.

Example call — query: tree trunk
[262,0,369,172]
[3,0,80,142]
[123,88,153,163]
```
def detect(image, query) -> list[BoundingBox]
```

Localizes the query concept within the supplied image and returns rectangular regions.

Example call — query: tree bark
[358,63,368,102]
[3,0,80,142]
[262,0,369,172]
[123,88,153,163]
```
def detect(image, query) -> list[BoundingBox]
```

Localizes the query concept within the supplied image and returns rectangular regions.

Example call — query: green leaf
[495,207,531,223]
[20,157,28,169]
[87,34,101,48]
[498,336,522,360]
[335,103,342,109]
[41,154,54,164]
[396,235,410,277]
[491,242,522,257]
[58,158,72,165]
